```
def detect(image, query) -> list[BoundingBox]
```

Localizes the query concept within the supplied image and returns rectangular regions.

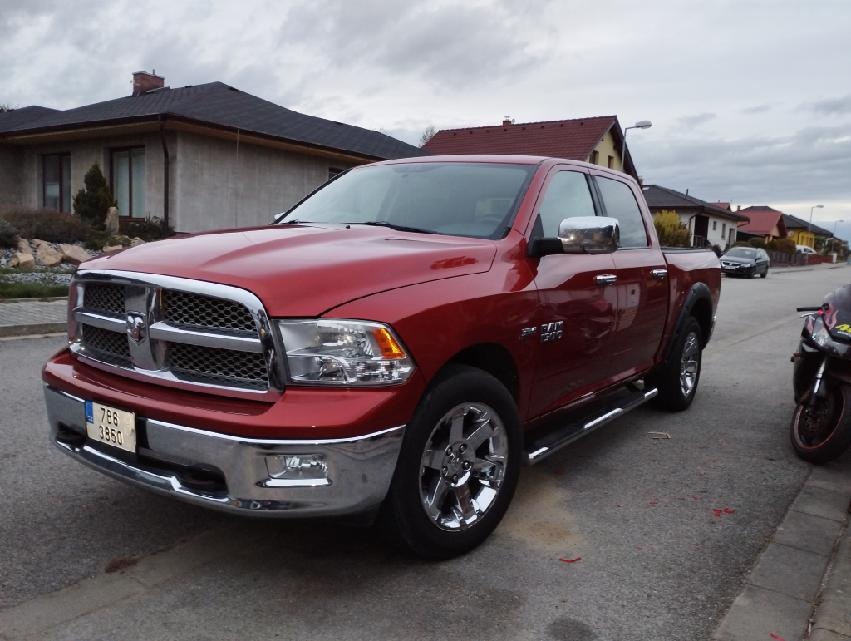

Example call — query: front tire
[650,317,702,411]
[790,385,851,464]
[760,268,768,279]
[381,365,521,559]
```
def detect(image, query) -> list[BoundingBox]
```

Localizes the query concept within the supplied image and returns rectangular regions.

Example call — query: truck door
[592,174,668,377]
[528,169,619,417]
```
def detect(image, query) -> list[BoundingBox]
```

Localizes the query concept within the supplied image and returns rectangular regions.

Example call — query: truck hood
[81,224,497,316]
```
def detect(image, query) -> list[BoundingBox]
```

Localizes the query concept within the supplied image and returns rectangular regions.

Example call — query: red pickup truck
[43,155,720,558]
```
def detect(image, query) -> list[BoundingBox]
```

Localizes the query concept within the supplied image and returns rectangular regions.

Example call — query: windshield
[725,248,757,259]
[277,162,536,239]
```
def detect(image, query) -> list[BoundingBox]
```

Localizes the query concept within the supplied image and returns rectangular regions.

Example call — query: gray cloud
[803,94,851,115]
[741,104,772,114]
[678,112,717,127]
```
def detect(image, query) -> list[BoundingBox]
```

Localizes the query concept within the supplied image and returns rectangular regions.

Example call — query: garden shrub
[0,208,89,243]
[748,237,766,249]
[0,218,19,248]
[767,238,796,254]
[126,217,174,241]
[73,164,113,228]
[652,210,691,247]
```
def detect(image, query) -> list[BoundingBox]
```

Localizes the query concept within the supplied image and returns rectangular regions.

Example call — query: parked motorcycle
[791,284,851,463]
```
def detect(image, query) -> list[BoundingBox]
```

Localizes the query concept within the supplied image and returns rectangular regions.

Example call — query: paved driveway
[1,266,849,641]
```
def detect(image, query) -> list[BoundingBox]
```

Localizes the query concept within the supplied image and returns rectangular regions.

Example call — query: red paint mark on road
[769,633,786,641]
[712,507,736,518]
[648,499,658,507]
[558,557,582,564]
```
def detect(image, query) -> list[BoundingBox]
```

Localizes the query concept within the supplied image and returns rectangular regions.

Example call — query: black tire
[380,365,521,559]
[790,385,851,464]
[760,268,768,279]
[650,316,702,412]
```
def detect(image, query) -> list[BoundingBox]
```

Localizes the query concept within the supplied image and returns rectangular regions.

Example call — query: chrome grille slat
[71,271,281,398]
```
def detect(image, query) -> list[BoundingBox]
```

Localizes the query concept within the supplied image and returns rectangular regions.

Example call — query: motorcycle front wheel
[790,385,851,464]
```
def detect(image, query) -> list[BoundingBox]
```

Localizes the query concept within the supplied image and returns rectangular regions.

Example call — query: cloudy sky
[3,0,850,238]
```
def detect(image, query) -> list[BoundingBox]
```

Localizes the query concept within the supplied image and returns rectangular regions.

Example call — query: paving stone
[712,583,811,641]
[774,509,844,557]
[790,485,851,523]
[748,542,830,601]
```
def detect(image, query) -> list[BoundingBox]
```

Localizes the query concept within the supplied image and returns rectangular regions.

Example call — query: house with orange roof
[736,206,788,243]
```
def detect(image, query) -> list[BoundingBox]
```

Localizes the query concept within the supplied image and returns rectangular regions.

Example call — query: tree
[73,164,114,228]
[0,104,12,112]
[419,125,437,147]
[652,210,690,247]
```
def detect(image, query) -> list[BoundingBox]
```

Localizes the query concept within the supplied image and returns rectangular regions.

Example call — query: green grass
[0,281,68,299]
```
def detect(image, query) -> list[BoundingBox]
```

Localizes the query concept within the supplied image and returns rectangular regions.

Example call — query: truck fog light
[264,454,329,486]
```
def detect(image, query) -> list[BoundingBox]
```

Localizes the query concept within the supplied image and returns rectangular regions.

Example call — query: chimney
[132,70,164,96]
[502,116,513,126]
[737,205,741,211]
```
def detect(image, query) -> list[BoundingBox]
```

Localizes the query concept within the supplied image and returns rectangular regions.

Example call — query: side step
[523,385,658,465]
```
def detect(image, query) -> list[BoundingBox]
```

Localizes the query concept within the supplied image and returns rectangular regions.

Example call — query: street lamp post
[621,120,652,170]
[809,204,824,233]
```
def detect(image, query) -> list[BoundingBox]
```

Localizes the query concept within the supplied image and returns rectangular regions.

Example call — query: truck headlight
[276,319,414,385]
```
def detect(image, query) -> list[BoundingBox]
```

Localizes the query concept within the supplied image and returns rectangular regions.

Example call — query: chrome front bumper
[43,385,405,518]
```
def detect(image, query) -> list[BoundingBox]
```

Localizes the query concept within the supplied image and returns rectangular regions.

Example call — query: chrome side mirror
[558,216,620,254]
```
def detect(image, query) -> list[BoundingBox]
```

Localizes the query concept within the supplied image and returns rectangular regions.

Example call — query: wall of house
[789,229,815,248]
[16,133,169,219]
[589,130,623,171]
[0,145,23,208]
[670,210,737,248]
[173,131,358,232]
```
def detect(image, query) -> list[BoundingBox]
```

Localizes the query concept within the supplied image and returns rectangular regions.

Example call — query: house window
[607,155,614,168]
[111,147,146,217]
[722,223,726,239]
[328,167,344,180]
[42,153,71,213]
[590,150,599,165]
[712,220,717,231]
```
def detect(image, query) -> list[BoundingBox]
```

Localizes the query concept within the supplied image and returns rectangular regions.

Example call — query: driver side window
[535,171,596,237]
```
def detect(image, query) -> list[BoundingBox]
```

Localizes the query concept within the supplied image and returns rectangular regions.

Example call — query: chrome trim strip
[148,321,264,353]
[70,269,285,398]
[526,386,658,464]
[75,310,125,332]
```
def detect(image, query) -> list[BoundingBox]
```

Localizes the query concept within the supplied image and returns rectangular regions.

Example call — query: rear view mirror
[529,216,620,257]
[558,216,620,254]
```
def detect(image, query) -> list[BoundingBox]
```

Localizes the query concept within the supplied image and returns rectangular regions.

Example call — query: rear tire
[650,317,702,412]
[790,386,851,464]
[380,365,521,559]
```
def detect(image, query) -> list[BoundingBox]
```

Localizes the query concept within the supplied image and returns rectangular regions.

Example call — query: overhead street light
[621,120,652,170]
[809,204,824,232]
[834,219,845,236]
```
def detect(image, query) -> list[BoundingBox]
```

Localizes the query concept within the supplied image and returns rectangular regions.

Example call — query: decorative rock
[59,244,91,265]
[17,238,31,254]
[130,237,145,247]
[102,245,124,253]
[34,242,62,266]
[13,251,34,268]
[105,207,120,235]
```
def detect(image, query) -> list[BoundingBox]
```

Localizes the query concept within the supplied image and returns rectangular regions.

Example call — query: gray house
[0,71,421,233]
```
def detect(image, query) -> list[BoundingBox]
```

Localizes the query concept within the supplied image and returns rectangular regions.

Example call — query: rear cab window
[594,176,649,248]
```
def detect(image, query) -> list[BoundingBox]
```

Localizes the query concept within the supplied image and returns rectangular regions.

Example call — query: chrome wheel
[419,402,508,531]
[680,332,700,397]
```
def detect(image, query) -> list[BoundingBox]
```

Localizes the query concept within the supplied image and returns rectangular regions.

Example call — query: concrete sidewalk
[712,464,851,641]
[0,298,67,337]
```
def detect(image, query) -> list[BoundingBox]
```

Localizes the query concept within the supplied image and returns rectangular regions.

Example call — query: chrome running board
[524,385,658,465]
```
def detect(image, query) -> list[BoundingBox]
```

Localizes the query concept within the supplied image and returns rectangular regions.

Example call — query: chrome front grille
[169,343,269,390]
[81,325,131,365]
[84,284,125,314]
[163,290,257,334]
[70,270,282,398]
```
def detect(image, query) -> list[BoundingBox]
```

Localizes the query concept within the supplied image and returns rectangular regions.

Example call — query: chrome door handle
[595,274,618,286]
[650,268,668,280]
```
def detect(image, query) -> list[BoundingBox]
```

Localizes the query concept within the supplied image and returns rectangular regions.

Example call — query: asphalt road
[1,265,849,641]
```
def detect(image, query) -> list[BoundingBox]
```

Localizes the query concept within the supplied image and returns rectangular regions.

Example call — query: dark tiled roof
[642,184,748,222]
[0,82,421,161]
[782,212,832,236]
[0,106,58,130]
[422,116,637,176]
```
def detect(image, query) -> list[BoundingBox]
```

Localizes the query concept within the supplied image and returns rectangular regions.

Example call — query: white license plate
[85,401,137,453]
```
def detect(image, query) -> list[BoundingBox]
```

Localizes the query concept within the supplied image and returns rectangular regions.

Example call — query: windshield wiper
[354,221,436,234]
